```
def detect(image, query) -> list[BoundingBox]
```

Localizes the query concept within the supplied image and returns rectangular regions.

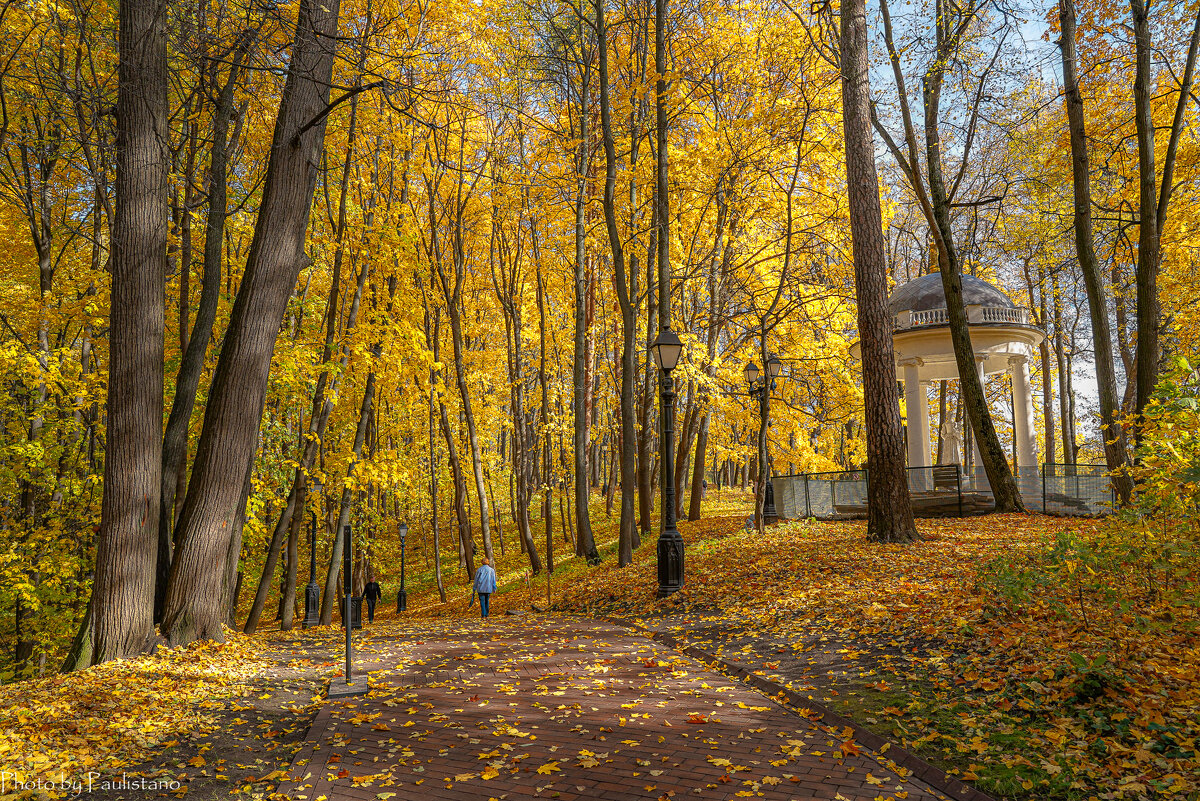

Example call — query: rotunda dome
[887,272,1017,317]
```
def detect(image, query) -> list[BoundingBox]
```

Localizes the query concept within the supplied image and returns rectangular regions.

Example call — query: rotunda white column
[1009,355,1038,477]
[972,356,989,490]
[902,359,930,489]
[919,381,933,469]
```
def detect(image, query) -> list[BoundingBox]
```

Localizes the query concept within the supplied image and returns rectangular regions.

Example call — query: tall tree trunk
[638,212,657,538]
[161,0,343,646]
[687,410,710,520]
[1029,262,1056,465]
[1053,280,1076,464]
[1130,3,1200,419]
[430,366,446,602]
[1059,0,1133,502]
[653,0,679,566]
[573,55,601,565]
[596,0,638,566]
[280,495,301,629]
[537,262,554,573]
[754,340,770,534]
[841,0,917,542]
[243,484,297,633]
[89,0,168,663]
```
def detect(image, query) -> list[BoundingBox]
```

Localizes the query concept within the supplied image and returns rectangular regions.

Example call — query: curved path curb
[607,618,995,801]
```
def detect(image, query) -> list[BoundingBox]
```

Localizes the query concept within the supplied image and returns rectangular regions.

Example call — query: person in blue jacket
[473,557,498,618]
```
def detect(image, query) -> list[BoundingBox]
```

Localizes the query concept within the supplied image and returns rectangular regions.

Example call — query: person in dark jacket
[363,578,383,623]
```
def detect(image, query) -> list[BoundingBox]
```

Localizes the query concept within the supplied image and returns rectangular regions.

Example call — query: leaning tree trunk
[840,0,917,543]
[88,0,168,665]
[317,269,396,622]
[922,75,1023,512]
[161,0,342,646]
[445,303,494,563]
[688,409,710,521]
[222,448,256,627]
[243,255,368,634]
[439,403,476,578]
[156,36,251,622]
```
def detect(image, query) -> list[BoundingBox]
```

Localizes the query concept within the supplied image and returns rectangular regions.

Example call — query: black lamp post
[650,329,684,598]
[302,479,322,629]
[397,522,408,612]
[328,522,367,698]
[746,353,785,525]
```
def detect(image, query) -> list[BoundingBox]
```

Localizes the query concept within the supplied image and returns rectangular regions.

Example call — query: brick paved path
[280,618,948,801]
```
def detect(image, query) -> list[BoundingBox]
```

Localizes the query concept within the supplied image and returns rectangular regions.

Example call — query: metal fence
[773,470,867,519]
[1042,463,1113,516]
[771,462,1113,520]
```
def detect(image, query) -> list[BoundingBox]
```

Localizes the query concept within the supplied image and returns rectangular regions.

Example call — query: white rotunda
[852,272,1045,489]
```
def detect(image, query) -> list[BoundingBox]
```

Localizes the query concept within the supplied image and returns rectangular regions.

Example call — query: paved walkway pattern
[281,618,949,801]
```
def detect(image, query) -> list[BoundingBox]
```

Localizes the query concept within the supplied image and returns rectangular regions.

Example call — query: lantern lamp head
[744,361,760,385]
[399,522,408,543]
[650,330,684,372]
[767,354,782,378]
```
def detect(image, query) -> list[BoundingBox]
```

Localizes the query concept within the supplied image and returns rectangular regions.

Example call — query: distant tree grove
[0,0,1196,677]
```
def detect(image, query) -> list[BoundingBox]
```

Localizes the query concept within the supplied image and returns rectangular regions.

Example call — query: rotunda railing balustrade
[893,305,1030,330]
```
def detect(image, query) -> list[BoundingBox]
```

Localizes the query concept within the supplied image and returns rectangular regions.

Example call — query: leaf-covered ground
[0,636,268,798]
[2,494,1196,801]
[281,616,949,801]
[452,510,1196,801]
[0,627,363,800]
